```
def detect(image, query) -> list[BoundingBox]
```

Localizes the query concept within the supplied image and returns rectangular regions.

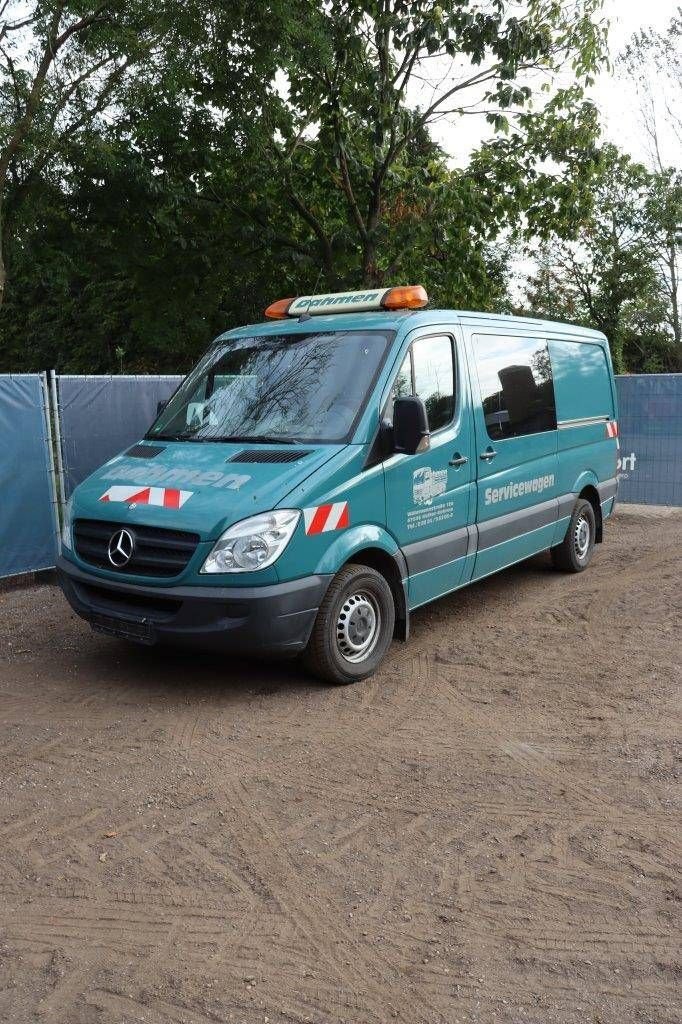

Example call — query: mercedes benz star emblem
[107,528,135,568]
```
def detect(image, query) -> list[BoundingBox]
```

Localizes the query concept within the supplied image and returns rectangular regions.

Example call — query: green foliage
[2,1,678,377]
[520,146,682,372]
[241,0,606,288]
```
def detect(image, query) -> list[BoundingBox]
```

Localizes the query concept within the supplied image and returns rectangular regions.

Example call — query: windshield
[148,329,394,444]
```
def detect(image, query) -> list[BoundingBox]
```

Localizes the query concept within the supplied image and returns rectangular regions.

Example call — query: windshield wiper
[145,433,212,442]
[215,434,300,445]
[146,432,301,445]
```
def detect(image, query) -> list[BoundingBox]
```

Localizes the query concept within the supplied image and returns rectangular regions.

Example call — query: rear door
[383,329,475,608]
[464,329,559,580]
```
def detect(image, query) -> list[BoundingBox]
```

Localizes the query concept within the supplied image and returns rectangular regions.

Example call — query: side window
[412,335,455,431]
[393,351,413,402]
[473,335,557,440]
[386,336,455,431]
[384,351,412,424]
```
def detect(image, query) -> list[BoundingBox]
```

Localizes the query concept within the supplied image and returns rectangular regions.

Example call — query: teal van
[57,286,619,684]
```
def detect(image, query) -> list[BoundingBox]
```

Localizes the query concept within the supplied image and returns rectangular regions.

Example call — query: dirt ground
[0,506,680,1024]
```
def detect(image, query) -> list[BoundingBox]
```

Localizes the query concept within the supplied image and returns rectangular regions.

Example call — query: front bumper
[57,556,331,656]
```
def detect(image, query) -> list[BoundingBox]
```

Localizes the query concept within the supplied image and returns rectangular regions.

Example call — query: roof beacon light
[264,285,428,319]
[381,284,428,311]
[263,297,295,320]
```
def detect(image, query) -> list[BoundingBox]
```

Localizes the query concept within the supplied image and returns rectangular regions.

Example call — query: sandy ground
[0,506,680,1024]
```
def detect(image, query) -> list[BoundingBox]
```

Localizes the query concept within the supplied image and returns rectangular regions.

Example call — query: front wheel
[551,498,596,573]
[304,563,395,684]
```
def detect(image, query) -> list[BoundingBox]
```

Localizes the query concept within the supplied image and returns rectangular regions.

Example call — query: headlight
[201,510,300,574]
[61,497,74,550]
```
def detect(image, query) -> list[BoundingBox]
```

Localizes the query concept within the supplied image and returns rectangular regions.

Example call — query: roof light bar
[264,285,428,319]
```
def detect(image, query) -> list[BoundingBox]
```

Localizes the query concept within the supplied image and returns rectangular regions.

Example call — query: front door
[464,329,559,581]
[384,330,475,609]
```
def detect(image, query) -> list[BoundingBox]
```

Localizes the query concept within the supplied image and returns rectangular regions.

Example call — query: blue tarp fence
[0,370,681,581]
[616,374,682,506]
[0,374,58,577]
[56,374,182,499]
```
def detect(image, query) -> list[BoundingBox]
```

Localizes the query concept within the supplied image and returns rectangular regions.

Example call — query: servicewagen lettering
[484,474,556,505]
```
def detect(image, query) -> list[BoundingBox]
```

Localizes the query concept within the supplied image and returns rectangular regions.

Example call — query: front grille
[74,519,200,578]
[229,449,311,464]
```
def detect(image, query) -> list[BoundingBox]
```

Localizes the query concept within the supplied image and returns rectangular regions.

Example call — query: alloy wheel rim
[336,592,381,663]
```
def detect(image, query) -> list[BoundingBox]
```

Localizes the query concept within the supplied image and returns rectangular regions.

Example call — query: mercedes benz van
[57,286,619,684]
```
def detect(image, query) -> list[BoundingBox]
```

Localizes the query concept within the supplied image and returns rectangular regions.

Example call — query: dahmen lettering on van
[57,284,619,684]
[100,463,251,490]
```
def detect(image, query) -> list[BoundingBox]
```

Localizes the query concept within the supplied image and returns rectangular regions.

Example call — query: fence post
[49,369,67,521]
[39,371,61,558]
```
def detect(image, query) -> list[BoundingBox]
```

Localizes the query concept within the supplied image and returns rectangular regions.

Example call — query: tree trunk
[667,233,681,367]
[361,178,382,288]
[361,237,379,288]
[0,200,6,309]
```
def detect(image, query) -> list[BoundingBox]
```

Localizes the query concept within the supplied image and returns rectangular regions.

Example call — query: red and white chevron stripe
[303,501,350,535]
[99,485,193,508]
[605,421,619,438]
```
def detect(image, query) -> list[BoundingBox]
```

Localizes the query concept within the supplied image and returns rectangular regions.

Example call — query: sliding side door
[464,329,559,581]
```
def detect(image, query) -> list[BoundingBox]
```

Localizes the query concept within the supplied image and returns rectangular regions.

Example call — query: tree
[521,146,680,373]
[645,170,682,355]
[621,6,682,161]
[229,0,607,290]
[0,1,165,306]
[0,0,281,309]
[0,1,611,372]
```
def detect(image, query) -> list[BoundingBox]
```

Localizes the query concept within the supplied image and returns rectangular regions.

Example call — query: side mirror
[393,395,430,455]
[156,399,168,416]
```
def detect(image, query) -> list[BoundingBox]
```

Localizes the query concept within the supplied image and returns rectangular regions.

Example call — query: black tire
[551,498,596,573]
[304,563,395,685]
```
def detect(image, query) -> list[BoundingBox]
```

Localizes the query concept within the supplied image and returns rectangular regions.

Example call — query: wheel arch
[311,525,409,641]
[577,484,603,543]
[567,471,603,544]
[342,546,409,641]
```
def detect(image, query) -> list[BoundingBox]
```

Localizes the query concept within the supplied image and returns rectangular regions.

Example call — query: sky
[424,0,680,169]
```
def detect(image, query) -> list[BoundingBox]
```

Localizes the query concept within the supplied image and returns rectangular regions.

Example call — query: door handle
[480,448,498,461]
[449,453,468,467]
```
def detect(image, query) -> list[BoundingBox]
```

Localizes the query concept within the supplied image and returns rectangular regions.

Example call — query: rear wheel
[551,498,596,573]
[304,563,395,684]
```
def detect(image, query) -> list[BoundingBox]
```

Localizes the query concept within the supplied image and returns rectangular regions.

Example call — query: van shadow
[73,551,555,703]
[80,635,321,704]
[407,550,555,636]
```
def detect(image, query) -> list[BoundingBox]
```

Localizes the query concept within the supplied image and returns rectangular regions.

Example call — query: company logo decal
[606,421,619,438]
[484,474,555,506]
[100,486,193,509]
[413,467,447,507]
[107,528,134,567]
[290,291,381,312]
[303,502,350,535]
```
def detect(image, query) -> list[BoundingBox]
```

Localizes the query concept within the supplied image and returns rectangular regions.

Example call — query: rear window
[548,340,614,422]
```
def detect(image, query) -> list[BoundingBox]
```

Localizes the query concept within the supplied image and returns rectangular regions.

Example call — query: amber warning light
[265,285,428,319]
